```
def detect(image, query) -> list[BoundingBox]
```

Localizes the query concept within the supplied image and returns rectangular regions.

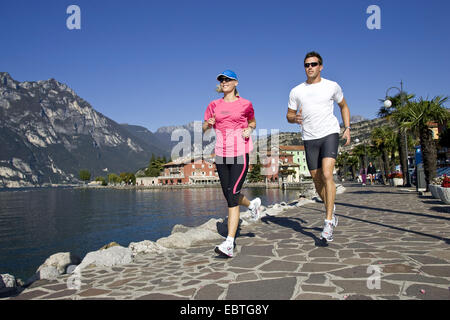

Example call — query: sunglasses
[218,77,235,83]
[304,62,320,68]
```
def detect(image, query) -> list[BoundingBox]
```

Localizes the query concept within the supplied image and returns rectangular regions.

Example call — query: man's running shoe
[320,219,334,242]
[214,240,233,258]
[332,204,338,227]
[249,197,261,221]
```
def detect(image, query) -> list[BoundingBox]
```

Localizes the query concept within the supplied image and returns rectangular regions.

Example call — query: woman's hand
[207,114,216,127]
[242,127,253,139]
[203,114,216,132]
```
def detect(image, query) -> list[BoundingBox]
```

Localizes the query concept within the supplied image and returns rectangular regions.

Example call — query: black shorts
[215,153,249,208]
[303,133,339,171]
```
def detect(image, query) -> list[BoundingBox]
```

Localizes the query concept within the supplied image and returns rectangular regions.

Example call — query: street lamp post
[354,138,368,185]
[384,81,412,187]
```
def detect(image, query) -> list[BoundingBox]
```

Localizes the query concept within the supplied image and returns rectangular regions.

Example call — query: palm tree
[347,155,359,180]
[393,96,450,190]
[371,125,397,184]
[336,151,350,180]
[352,144,367,171]
[378,92,415,186]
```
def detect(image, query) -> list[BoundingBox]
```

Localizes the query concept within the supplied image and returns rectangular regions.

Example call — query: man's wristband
[344,126,351,131]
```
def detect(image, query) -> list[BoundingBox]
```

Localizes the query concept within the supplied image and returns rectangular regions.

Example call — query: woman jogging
[203,69,261,258]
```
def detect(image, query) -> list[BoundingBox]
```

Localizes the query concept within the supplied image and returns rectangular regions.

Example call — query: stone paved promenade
[3,183,450,300]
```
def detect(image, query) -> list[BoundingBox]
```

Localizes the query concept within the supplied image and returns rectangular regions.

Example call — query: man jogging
[286,51,351,242]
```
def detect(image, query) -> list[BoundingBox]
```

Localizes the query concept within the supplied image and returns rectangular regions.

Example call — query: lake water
[0,186,301,281]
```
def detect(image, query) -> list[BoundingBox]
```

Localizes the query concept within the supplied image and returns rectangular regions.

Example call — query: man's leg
[310,168,325,202]
[321,157,336,221]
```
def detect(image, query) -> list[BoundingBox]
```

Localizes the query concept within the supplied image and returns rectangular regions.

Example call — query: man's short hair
[304,51,323,65]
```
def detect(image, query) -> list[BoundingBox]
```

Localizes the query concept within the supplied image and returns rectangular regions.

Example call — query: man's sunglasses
[304,62,320,68]
[218,77,235,83]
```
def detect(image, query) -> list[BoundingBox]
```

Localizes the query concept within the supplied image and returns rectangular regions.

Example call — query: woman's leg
[215,154,250,257]
[227,206,240,238]
[226,154,250,238]
[238,194,250,207]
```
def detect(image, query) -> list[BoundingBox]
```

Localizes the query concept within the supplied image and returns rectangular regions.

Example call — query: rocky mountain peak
[0,72,17,89]
[0,73,165,188]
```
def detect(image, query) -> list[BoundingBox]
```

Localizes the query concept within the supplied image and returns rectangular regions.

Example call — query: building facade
[159,155,220,185]
[260,149,299,183]
[279,145,311,178]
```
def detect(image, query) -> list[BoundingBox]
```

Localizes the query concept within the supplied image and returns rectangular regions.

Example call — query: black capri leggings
[215,153,250,208]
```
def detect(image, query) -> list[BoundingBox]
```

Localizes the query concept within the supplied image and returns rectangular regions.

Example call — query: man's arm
[338,98,351,146]
[286,108,302,124]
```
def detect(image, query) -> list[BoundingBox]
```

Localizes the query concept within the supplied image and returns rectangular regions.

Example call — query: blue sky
[1,0,449,133]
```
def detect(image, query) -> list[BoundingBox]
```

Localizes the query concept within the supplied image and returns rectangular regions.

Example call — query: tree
[120,172,136,185]
[352,144,367,171]
[145,155,165,177]
[336,152,350,180]
[79,169,91,183]
[95,176,107,186]
[247,155,263,183]
[371,125,397,184]
[108,173,121,185]
[347,155,359,180]
[393,96,449,191]
[378,92,415,186]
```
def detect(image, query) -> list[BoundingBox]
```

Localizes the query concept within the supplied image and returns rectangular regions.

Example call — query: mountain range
[0,72,378,188]
[0,72,172,187]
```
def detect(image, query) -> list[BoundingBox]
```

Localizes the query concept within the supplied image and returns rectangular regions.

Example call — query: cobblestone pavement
[3,183,450,300]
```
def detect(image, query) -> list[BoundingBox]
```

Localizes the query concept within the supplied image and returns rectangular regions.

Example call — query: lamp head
[384,99,392,108]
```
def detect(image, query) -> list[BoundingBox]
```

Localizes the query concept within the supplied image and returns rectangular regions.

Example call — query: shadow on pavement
[335,202,450,222]
[334,203,450,244]
[261,214,328,247]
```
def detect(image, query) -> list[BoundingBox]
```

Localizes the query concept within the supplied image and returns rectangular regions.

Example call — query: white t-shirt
[288,78,344,140]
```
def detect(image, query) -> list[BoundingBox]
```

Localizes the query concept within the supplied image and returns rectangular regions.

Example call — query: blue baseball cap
[217,69,238,81]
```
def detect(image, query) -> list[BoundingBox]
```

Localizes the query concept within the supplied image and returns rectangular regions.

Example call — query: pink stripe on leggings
[233,154,247,194]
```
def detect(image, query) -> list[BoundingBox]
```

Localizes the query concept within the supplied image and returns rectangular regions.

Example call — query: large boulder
[0,274,16,294]
[156,218,224,249]
[156,228,222,249]
[128,240,167,257]
[73,246,132,273]
[36,266,60,281]
[37,252,81,275]
[31,252,82,281]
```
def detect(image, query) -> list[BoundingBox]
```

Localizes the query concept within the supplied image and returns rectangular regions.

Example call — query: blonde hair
[216,84,239,97]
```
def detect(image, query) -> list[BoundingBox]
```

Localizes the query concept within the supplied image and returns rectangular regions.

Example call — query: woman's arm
[242,118,256,138]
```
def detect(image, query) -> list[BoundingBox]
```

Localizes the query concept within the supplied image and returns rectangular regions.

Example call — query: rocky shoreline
[0,184,345,298]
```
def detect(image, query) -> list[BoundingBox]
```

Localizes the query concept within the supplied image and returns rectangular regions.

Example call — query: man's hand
[343,128,351,146]
[338,98,351,146]
[287,108,302,125]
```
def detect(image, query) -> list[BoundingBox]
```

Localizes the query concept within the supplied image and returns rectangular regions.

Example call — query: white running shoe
[326,205,338,227]
[249,197,261,221]
[321,219,334,242]
[332,204,338,227]
[214,240,233,258]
